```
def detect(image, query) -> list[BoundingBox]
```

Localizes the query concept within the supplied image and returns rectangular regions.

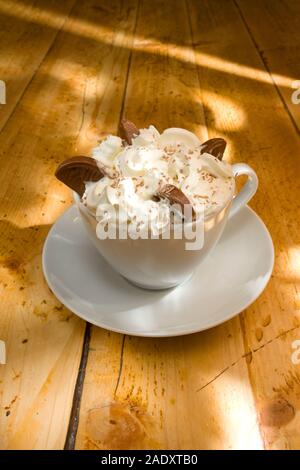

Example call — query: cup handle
[229,163,258,218]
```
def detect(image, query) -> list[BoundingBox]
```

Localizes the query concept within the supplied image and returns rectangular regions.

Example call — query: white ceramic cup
[75,163,258,290]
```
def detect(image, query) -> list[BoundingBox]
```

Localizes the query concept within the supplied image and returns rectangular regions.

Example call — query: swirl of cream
[84,177,110,209]
[118,146,164,177]
[200,153,233,178]
[92,135,123,168]
[131,125,160,147]
[118,148,146,177]
[168,150,191,183]
[96,178,171,235]
[158,128,201,149]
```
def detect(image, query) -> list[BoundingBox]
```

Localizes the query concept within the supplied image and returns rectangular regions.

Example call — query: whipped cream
[83,126,234,235]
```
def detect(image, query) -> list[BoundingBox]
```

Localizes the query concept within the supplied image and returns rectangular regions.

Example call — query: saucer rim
[42,205,274,337]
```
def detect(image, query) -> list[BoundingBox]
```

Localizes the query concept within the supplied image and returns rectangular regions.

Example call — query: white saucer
[42,206,274,337]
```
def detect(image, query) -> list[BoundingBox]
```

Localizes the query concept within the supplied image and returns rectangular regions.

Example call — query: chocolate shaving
[200,138,226,160]
[119,118,140,145]
[55,156,105,197]
[154,184,196,221]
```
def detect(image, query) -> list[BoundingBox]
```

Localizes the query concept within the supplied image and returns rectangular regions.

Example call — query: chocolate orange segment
[155,184,196,221]
[119,118,140,144]
[200,138,226,160]
[55,156,105,197]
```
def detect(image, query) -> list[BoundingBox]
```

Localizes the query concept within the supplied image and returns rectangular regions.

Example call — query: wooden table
[0,0,299,450]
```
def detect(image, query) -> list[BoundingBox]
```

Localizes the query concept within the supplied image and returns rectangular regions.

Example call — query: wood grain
[235,0,300,133]
[0,0,77,133]
[188,0,300,450]
[0,0,138,449]
[122,0,207,135]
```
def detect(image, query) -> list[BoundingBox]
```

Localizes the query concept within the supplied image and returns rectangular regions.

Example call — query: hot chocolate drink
[82,124,234,238]
[55,121,257,289]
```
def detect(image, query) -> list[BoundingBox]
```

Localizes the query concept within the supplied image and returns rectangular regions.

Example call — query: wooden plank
[235,0,300,132]
[76,325,262,450]
[234,0,300,49]
[122,0,207,134]
[188,0,300,450]
[0,0,77,133]
[75,0,263,450]
[0,0,139,449]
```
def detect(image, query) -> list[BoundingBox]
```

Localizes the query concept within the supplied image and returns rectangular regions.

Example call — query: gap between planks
[64,322,92,450]
[64,331,127,449]
[230,0,299,447]
[233,0,299,135]
[64,0,141,448]
[0,0,78,137]
[117,0,141,129]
